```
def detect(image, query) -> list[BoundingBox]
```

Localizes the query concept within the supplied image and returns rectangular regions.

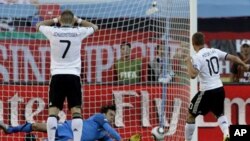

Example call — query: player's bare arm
[226,54,250,70]
[80,19,98,31]
[73,16,98,31]
[185,56,198,79]
[35,19,55,31]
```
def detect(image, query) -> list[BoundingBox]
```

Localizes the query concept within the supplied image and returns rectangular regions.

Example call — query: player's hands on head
[129,133,141,141]
[53,16,61,24]
[73,16,78,24]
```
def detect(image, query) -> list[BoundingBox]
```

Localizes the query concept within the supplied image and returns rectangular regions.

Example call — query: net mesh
[0,0,190,140]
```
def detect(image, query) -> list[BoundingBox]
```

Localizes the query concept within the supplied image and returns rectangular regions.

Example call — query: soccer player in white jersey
[184,32,249,141]
[36,10,98,141]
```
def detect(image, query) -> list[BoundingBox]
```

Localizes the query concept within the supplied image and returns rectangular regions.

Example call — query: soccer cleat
[223,135,230,141]
[0,121,9,134]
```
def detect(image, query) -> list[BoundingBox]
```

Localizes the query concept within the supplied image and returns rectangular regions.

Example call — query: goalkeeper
[0,105,140,141]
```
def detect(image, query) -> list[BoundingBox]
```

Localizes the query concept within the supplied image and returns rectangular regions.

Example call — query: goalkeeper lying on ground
[0,105,140,141]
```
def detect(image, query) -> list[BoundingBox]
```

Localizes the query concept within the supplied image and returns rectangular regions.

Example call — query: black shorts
[188,87,225,117]
[48,74,82,110]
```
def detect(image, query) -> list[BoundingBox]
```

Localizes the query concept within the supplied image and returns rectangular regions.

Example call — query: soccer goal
[0,0,192,140]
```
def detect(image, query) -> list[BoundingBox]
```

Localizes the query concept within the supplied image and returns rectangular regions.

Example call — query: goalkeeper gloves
[129,133,141,141]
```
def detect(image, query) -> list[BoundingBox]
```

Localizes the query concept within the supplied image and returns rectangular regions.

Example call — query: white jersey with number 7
[39,26,94,76]
[191,48,228,91]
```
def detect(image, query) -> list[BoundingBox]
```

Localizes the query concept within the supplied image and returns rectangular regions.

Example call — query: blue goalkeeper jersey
[55,113,121,141]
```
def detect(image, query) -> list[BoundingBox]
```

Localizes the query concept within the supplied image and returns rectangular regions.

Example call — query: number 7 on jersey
[60,40,71,58]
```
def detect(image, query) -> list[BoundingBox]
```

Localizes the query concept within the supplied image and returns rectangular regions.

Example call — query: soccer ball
[146,0,159,15]
[151,126,165,141]
[152,0,157,7]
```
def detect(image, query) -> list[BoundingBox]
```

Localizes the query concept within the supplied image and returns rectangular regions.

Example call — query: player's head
[59,10,74,26]
[100,105,116,123]
[120,42,131,60]
[192,32,205,52]
[240,41,250,56]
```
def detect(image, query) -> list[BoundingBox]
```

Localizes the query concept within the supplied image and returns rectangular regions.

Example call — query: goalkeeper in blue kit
[0,105,141,141]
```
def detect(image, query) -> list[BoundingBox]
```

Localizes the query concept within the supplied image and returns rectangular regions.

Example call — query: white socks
[185,123,195,141]
[218,115,229,137]
[47,116,57,141]
[72,118,83,141]
[184,116,229,141]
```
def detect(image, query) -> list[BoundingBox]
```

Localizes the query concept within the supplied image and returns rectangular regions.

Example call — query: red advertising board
[0,84,189,141]
[0,85,250,141]
[1,84,248,141]
[198,85,250,141]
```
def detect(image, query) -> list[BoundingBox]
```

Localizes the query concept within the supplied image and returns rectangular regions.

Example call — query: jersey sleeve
[103,123,121,141]
[214,48,228,60]
[93,114,121,140]
[79,27,95,40]
[93,113,109,126]
[191,55,201,71]
[39,26,53,39]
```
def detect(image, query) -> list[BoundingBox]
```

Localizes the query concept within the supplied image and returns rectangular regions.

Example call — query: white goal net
[0,0,190,140]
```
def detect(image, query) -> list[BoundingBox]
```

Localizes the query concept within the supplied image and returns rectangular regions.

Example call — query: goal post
[190,0,198,141]
[0,0,193,140]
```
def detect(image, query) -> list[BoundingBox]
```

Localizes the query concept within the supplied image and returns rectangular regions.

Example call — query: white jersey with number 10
[191,48,228,91]
[39,26,94,76]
